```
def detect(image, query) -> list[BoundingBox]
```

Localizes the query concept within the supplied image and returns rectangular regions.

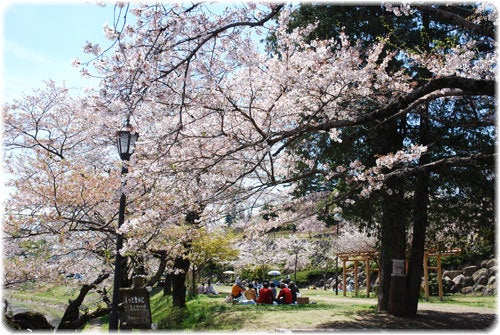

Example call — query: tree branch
[57,273,110,330]
[414,5,495,39]
[383,153,495,180]
[268,76,495,145]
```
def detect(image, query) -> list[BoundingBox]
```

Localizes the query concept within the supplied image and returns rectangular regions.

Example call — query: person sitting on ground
[270,281,277,301]
[231,281,245,299]
[239,283,257,304]
[256,281,274,304]
[206,281,218,295]
[276,283,293,304]
[252,280,260,296]
[289,281,300,303]
[244,283,257,302]
[197,283,206,294]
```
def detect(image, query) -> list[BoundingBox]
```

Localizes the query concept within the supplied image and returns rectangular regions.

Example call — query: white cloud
[4,39,55,66]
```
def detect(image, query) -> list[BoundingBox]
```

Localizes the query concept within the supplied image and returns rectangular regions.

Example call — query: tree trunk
[375,119,407,313]
[293,252,298,283]
[405,104,431,316]
[378,179,407,313]
[163,273,172,296]
[57,273,110,330]
[171,210,200,308]
[148,249,168,287]
[172,254,190,308]
[191,266,197,296]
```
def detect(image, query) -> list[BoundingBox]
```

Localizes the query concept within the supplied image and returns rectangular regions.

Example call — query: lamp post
[109,124,139,331]
[334,213,341,296]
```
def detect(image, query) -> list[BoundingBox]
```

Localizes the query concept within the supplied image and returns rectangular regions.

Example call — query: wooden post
[343,259,347,297]
[423,252,429,300]
[354,260,359,297]
[365,258,370,297]
[437,254,443,301]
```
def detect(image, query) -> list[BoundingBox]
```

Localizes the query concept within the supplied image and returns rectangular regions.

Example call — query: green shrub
[427,273,453,296]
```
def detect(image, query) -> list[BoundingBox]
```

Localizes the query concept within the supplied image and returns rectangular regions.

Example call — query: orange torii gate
[337,250,379,297]
[423,248,461,301]
[338,248,461,300]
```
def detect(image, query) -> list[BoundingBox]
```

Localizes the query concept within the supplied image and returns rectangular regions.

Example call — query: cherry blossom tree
[4,1,495,323]
[3,81,118,286]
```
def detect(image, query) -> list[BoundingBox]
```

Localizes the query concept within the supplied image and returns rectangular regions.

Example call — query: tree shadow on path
[316,310,497,331]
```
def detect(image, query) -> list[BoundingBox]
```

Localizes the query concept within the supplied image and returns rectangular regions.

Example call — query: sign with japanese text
[121,288,152,329]
[392,259,406,277]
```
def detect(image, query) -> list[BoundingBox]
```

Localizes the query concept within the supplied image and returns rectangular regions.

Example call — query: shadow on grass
[156,297,342,331]
[156,299,247,330]
[317,310,497,330]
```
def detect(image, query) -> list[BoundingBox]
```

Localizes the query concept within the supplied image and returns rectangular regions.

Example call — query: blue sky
[2,1,116,101]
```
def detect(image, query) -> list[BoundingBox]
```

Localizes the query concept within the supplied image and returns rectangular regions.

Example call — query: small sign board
[121,288,152,329]
[392,259,406,277]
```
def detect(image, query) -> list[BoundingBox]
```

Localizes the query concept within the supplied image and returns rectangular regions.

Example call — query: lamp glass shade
[117,130,139,160]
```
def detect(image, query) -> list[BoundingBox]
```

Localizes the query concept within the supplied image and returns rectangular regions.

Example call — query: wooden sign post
[120,278,152,329]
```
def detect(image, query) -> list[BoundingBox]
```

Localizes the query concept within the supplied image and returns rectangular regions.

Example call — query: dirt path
[314,300,496,331]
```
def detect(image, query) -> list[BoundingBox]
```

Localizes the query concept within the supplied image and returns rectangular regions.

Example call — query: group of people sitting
[229,279,300,305]
[197,280,218,295]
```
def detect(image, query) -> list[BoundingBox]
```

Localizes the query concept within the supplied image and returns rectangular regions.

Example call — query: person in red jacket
[276,283,293,304]
[256,281,274,304]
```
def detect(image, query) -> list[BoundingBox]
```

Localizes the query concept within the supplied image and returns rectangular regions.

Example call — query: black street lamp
[109,123,139,331]
[334,213,342,296]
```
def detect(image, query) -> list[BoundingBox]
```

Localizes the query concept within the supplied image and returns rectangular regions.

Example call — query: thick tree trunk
[163,273,172,296]
[405,104,431,316]
[172,255,190,308]
[378,179,407,313]
[171,210,200,308]
[376,119,407,313]
[405,178,428,316]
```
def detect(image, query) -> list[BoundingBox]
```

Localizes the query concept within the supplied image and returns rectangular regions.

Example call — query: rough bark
[378,177,407,313]
[376,119,407,313]
[57,273,110,330]
[172,255,190,308]
[171,210,200,308]
[163,273,173,296]
[148,249,169,287]
[405,104,432,316]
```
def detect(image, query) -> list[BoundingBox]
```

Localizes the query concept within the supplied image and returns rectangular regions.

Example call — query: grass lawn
[3,283,496,331]
[150,285,496,331]
[150,286,379,331]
